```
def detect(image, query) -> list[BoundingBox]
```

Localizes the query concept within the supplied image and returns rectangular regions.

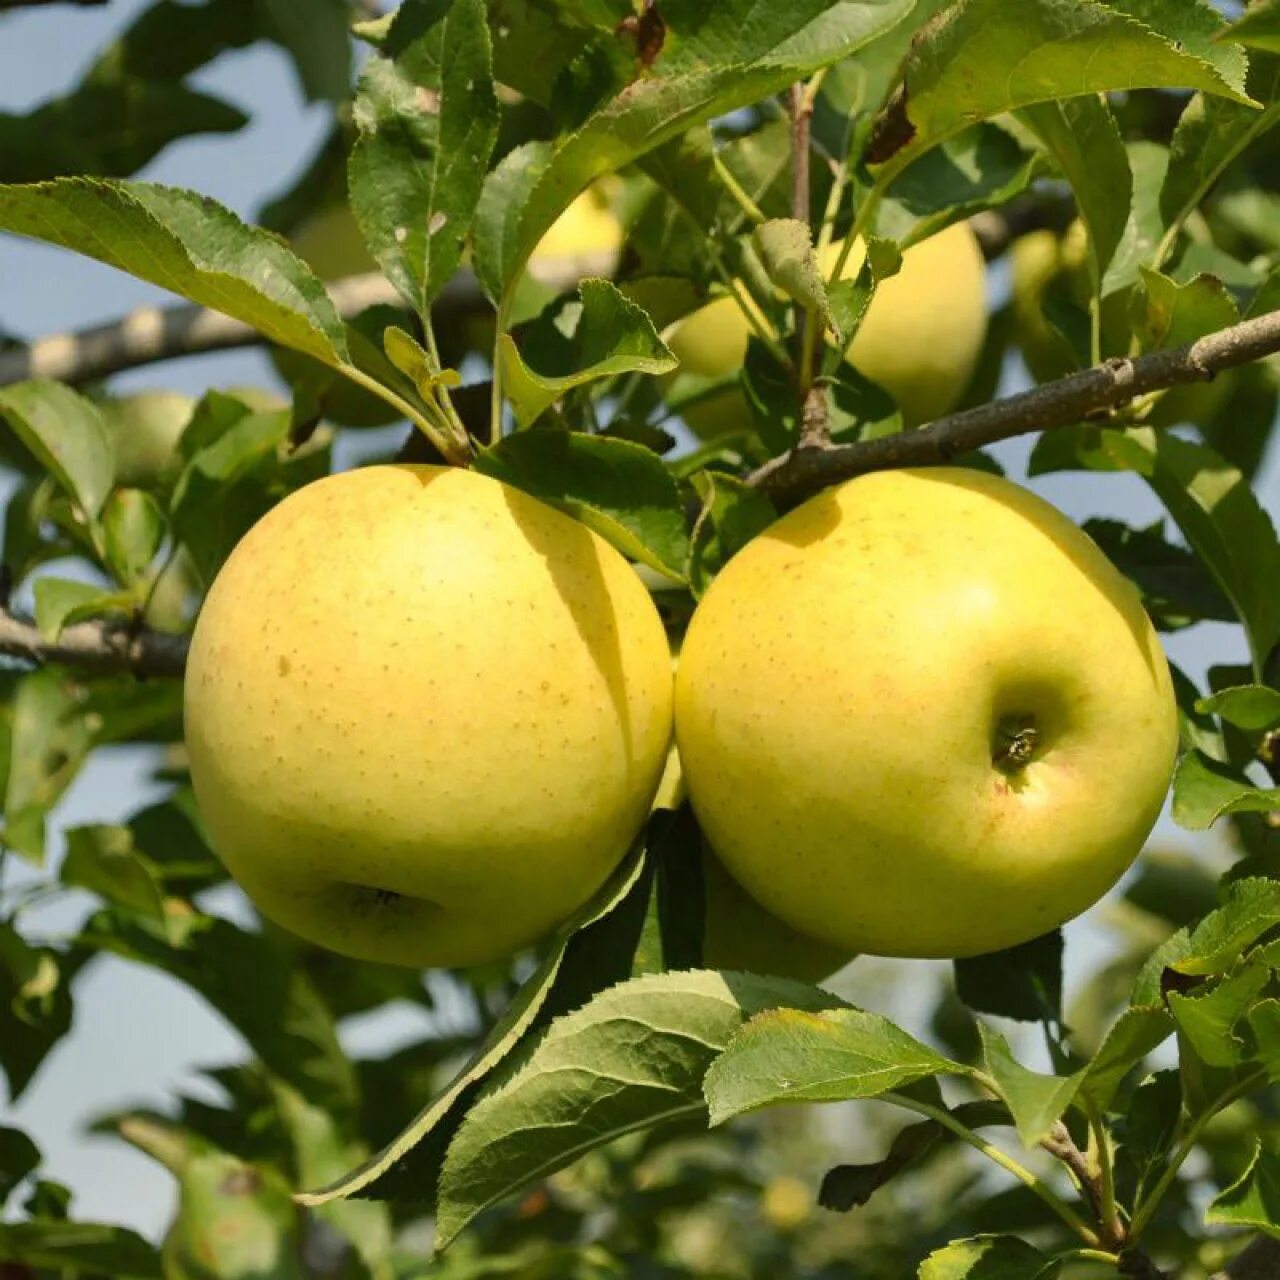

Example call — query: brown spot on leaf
[616,2,666,70]
[864,84,915,166]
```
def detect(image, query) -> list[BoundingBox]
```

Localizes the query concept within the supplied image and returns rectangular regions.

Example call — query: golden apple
[529,188,623,272]
[675,468,1178,959]
[653,746,849,982]
[185,465,673,967]
[99,390,195,489]
[665,221,988,436]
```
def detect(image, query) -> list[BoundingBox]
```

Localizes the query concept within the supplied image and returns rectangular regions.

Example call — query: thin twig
[0,608,188,678]
[1041,1121,1106,1231]
[0,252,616,388]
[750,308,1280,504]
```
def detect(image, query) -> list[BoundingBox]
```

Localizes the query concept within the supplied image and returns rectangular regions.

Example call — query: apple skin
[674,467,1179,959]
[666,221,987,436]
[184,465,674,968]
[652,746,850,983]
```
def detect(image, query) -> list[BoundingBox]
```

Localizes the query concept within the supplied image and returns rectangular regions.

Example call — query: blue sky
[1,0,1276,1239]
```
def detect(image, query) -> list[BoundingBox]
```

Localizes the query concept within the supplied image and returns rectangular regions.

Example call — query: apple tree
[2,1,1280,1277]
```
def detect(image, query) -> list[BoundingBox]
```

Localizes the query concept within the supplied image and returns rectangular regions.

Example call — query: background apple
[665,221,988,436]
[675,467,1179,958]
[184,465,674,967]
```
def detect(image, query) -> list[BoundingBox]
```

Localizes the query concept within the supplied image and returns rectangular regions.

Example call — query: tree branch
[1211,1236,1280,1280]
[1041,1122,1106,1232]
[0,608,188,678]
[0,251,615,388]
[750,308,1280,504]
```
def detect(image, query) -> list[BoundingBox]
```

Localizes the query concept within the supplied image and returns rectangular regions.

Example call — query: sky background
[1,0,1277,1241]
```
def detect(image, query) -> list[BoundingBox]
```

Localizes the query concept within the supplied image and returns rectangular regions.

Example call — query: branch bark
[0,608,188,678]
[0,252,615,388]
[750,308,1280,504]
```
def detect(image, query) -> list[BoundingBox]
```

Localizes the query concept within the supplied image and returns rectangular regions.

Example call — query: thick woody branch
[0,608,188,678]
[0,252,615,388]
[751,309,1280,504]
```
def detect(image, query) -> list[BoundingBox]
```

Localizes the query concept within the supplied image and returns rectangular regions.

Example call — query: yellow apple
[653,746,849,982]
[185,465,673,967]
[674,468,1178,959]
[99,390,195,489]
[529,188,624,272]
[665,221,988,436]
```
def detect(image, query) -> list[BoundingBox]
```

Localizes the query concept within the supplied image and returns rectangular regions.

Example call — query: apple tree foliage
[1,0,1280,1277]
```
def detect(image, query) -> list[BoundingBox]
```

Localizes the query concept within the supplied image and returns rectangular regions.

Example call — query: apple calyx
[993,715,1039,774]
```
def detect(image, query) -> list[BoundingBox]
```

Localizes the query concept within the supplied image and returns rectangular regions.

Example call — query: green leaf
[61,825,168,927]
[1135,269,1240,350]
[497,280,676,428]
[687,471,777,599]
[32,579,134,642]
[1020,95,1130,286]
[753,218,829,325]
[103,488,167,586]
[0,180,351,369]
[3,669,95,864]
[1220,0,1280,53]
[474,0,919,299]
[1245,1000,1280,1079]
[1161,54,1280,240]
[954,932,1062,1023]
[1135,879,1280,999]
[165,1149,304,1278]
[704,1005,962,1125]
[1117,428,1280,676]
[1206,1139,1280,1238]
[1078,1006,1175,1109]
[895,0,1252,173]
[300,842,655,1206]
[436,970,843,1250]
[475,429,688,579]
[1197,685,1280,732]
[169,407,293,584]
[83,0,257,85]
[257,0,352,103]
[918,1235,1061,1280]
[876,123,1044,246]
[0,1222,161,1279]
[1118,1070,1181,1199]
[1084,518,1235,631]
[80,911,356,1117]
[0,924,77,1101]
[0,380,114,522]
[978,1025,1081,1148]
[350,0,498,315]
[820,1099,1011,1212]
[1170,964,1270,1068]
[0,81,245,186]
[1103,0,1250,82]
[1172,750,1280,830]
[0,1125,39,1208]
